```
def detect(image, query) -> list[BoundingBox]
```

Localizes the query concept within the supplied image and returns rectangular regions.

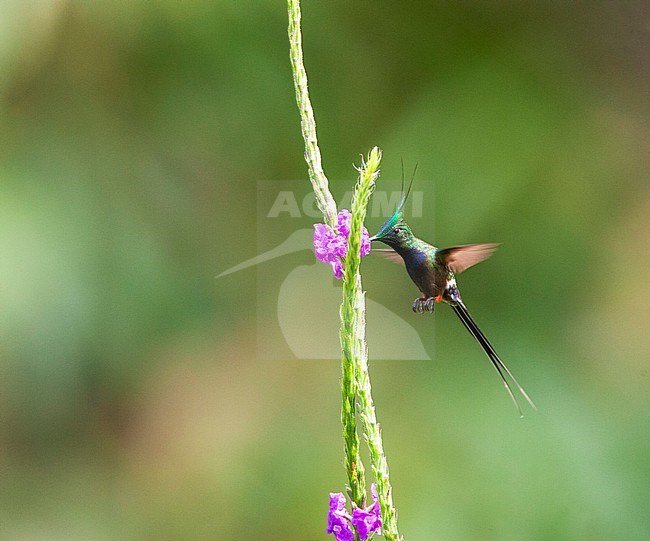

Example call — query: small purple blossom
[326,485,382,541]
[360,233,371,258]
[313,209,371,279]
[351,484,382,540]
[326,492,354,541]
[336,209,352,237]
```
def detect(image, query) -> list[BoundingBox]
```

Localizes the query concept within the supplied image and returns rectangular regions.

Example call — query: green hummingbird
[371,186,536,416]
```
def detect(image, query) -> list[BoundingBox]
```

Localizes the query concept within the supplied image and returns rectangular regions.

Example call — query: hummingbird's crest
[372,161,417,241]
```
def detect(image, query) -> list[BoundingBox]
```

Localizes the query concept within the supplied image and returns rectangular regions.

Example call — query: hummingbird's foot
[413,297,436,313]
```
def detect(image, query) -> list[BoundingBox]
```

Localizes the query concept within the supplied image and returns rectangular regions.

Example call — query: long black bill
[452,301,537,416]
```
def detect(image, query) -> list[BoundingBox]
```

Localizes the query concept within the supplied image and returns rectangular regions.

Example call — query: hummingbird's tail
[452,301,537,417]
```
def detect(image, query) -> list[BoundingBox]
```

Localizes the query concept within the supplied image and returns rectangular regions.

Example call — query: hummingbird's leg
[413,297,436,313]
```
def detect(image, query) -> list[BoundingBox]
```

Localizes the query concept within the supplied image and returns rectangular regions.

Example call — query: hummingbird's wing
[373,248,405,265]
[452,301,537,416]
[436,243,500,274]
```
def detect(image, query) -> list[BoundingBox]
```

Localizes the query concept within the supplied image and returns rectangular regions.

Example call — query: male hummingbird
[371,186,536,416]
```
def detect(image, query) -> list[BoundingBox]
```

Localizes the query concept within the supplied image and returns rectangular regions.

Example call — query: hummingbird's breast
[403,250,445,298]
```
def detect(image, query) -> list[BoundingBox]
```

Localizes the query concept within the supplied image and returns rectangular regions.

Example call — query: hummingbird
[371,183,536,416]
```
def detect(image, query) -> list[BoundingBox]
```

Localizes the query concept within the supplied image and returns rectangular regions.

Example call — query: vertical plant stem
[287,0,365,508]
[338,148,384,508]
[287,3,403,539]
[345,149,402,541]
[355,316,401,540]
[339,284,367,509]
[287,0,338,228]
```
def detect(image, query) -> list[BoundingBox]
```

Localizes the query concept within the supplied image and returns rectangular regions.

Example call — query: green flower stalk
[343,150,401,541]
[339,150,381,508]
[287,0,338,229]
[287,2,403,539]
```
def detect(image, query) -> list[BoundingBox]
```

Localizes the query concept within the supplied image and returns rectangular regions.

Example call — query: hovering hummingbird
[371,179,536,416]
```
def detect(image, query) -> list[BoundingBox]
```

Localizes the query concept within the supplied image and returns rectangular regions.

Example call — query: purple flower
[314,224,347,262]
[326,492,354,541]
[326,485,382,541]
[330,259,344,280]
[360,233,371,258]
[336,209,352,237]
[351,484,382,540]
[313,209,371,279]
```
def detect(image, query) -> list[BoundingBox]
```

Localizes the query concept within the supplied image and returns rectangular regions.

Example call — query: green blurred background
[1,1,648,539]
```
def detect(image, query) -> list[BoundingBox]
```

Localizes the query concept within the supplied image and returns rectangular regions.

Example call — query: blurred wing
[373,248,405,265]
[436,243,500,274]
